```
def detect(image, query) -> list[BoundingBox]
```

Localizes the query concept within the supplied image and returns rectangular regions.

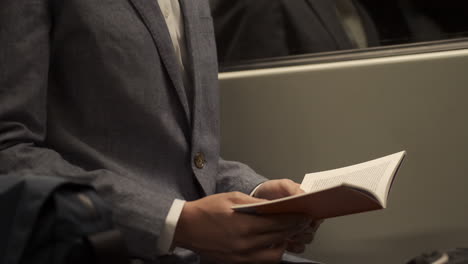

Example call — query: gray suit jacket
[0,0,266,262]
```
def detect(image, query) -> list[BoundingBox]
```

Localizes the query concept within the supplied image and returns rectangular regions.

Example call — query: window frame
[219,37,468,72]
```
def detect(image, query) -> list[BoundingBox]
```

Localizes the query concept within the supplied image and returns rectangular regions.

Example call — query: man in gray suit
[0,0,319,263]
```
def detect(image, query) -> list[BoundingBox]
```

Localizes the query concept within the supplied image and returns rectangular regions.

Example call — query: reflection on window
[210,0,468,66]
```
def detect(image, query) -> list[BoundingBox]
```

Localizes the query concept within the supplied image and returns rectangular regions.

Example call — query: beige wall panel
[219,50,468,264]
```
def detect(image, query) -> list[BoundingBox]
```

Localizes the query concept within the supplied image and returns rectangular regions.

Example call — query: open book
[233,151,406,219]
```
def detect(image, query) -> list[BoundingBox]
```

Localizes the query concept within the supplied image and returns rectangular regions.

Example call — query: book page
[301,151,405,206]
[233,151,405,217]
[302,161,391,194]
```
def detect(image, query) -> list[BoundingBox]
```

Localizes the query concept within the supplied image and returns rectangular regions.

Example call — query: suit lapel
[129,0,192,126]
[179,0,218,195]
[179,0,197,112]
[179,0,201,137]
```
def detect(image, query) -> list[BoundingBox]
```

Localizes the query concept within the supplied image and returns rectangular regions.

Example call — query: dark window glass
[210,0,468,67]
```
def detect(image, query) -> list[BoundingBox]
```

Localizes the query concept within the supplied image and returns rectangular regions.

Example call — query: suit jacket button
[194,152,206,169]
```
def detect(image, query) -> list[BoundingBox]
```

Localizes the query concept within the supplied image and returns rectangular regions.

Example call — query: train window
[210,0,468,71]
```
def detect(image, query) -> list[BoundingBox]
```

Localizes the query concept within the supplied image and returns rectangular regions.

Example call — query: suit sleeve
[216,158,268,194]
[0,1,170,260]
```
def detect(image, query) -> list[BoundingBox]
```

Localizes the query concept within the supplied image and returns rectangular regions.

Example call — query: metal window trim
[219,38,468,73]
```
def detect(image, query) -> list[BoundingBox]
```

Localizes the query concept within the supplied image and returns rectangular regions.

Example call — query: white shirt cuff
[250,183,264,197]
[157,199,186,255]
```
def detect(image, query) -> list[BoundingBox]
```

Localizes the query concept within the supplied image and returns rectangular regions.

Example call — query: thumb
[281,180,305,196]
[228,191,268,205]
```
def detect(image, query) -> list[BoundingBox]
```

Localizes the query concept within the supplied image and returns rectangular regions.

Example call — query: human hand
[284,219,322,254]
[252,179,305,200]
[173,192,311,264]
[253,179,323,254]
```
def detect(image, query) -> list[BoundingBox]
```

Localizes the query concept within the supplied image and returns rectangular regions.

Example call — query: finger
[228,191,268,205]
[236,242,287,264]
[279,179,304,196]
[286,241,306,254]
[241,228,298,252]
[309,219,323,234]
[242,214,311,235]
[291,222,321,243]
[288,231,314,244]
